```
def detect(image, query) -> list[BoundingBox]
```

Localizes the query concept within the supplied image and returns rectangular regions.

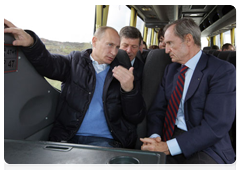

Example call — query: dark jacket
[133,57,144,84]
[147,52,236,163]
[21,31,146,148]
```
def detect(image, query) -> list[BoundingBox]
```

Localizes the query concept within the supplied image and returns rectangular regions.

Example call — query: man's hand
[112,66,134,92]
[140,137,170,155]
[4,19,34,47]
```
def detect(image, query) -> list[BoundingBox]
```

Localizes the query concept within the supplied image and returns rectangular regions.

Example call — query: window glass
[215,34,220,48]
[224,30,231,44]
[136,16,145,36]
[146,28,152,48]
[4,1,95,91]
[107,5,131,32]
[201,37,209,49]
[5,2,95,44]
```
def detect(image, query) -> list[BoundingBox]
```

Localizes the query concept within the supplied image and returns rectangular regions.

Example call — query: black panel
[5,139,166,164]
[4,33,60,140]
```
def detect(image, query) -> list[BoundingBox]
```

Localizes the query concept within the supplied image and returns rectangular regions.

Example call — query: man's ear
[185,34,194,46]
[92,36,97,48]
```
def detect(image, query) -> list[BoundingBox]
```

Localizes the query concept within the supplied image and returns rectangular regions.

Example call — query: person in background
[158,28,166,49]
[222,43,235,51]
[139,39,149,63]
[140,39,148,52]
[142,41,147,50]
[4,19,146,149]
[140,18,235,164]
[149,45,159,50]
[211,45,220,50]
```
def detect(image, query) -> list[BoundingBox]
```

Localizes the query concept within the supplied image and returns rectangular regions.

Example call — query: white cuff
[166,138,182,156]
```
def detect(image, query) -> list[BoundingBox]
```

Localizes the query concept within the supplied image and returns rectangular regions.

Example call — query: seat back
[217,51,230,60]
[202,47,211,54]
[136,49,150,63]
[227,51,236,67]
[208,49,217,54]
[142,49,172,111]
[203,46,211,51]
[4,33,60,141]
[212,50,220,57]
[116,49,131,69]
[134,49,172,149]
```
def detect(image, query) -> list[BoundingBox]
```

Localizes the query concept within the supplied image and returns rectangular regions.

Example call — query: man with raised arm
[4,19,146,148]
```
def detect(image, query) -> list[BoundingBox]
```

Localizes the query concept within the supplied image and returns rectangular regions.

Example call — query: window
[201,37,209,49]
[5,2,95,44]
[4,1,95,91]
[146,28,152,48]
[223,30,231,44]
[107,5,131,32]
[215,34,221,48]
[136,16,145,36]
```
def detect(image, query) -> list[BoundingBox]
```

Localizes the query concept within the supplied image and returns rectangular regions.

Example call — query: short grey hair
[164,18,201,47]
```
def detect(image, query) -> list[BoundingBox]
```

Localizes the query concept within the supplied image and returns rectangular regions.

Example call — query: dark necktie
[162,65,188,141]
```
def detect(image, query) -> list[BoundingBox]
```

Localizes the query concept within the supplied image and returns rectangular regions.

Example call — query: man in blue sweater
[4,19,146,148]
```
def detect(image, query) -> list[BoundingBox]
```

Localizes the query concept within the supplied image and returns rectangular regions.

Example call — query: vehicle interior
[4,5,236,164]
[132,5,235,36]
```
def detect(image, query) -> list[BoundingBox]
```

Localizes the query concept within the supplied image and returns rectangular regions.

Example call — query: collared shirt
[150,50,202,156]
[167,50,202,155]
[175,50,202,131]
[90,54,109,73]
[131,58,136,66]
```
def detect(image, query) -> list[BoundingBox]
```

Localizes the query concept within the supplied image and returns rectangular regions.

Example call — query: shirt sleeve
[166,138,182,156]
[149,133,161,138]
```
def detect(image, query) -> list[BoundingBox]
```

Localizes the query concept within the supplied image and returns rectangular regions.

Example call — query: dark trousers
[166,126,217,164]
[68,135,122,148]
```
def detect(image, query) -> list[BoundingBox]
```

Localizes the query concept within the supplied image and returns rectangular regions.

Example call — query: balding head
[94,26,118,40]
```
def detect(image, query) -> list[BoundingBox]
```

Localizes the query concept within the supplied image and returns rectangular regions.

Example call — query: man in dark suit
[119,26,144,84]
[140,18,236,164]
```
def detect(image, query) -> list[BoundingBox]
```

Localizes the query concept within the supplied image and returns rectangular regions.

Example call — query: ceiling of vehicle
[130,5,236,37]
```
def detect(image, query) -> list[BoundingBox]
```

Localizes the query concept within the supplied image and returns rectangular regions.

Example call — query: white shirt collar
[131,58,136,66]
[90,54,109,74]
[185,50,202,71]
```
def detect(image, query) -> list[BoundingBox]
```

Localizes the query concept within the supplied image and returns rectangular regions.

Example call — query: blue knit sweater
[76,66,113,139]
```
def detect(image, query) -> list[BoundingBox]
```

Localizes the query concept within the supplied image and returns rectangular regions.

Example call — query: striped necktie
[162,65,188,141]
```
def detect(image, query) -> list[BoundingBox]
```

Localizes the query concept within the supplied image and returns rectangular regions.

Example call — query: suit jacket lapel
[185,53,208,102]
